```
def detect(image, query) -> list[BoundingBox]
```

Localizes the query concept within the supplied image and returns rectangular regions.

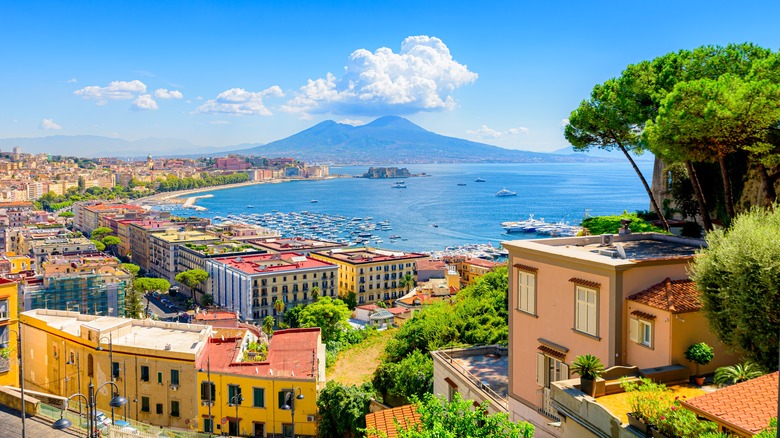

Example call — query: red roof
[213,252,335,275]
[462,258,503,269]
[627,278,701,314]
[365,405,420,438]
[682,372,778,435]
[386,307,410,315]
[416,258,446,271]
[194,311,237,321]
[196,327,321,379]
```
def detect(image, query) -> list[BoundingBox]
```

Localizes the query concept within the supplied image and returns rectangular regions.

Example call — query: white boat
[496,188,517,197]
[475,178,486,183]
[391,181,407,188]
[501,214,547,233]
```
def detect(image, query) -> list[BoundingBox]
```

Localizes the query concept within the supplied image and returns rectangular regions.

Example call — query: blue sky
[2,1,780,153]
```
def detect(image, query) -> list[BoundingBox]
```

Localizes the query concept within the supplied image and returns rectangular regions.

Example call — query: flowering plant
[654,398,718,437]
[621,378,672,424]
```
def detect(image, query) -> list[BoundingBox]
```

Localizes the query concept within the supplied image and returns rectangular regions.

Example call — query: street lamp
[65,352,82,425]
[198,358,213,438]
[52,380,127,438]
[280,387,304,438]
[228,391,244,436]
[0,321,25,438]
[96,334,118,423]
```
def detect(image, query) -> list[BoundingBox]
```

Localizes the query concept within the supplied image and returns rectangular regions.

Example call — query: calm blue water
[166,162,655,252]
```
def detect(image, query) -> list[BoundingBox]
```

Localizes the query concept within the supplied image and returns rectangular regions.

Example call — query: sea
[161,162,655,253]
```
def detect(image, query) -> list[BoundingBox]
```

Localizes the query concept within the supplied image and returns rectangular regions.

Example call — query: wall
[671,311,740,375]
[624,301,672,369]
[431,348,507,415]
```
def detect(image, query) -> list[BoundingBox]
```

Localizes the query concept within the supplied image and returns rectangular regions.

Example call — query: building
[502,233,707,437]
[72,202,145,235]
[395,278,457,312]
[22,254,132,316]
[148,229,220,282]
[456,257,503,286]
[25,235,98,270]
[681,372,778,436]
[176,241,267,298]
[0,278,19,386]
[206,223,280,241]
[251,237,346,255]
[431,345,509,415]
[365,404,420,438]
[206,252,338,321]
[195,327,325,437]
[310,248,426,306]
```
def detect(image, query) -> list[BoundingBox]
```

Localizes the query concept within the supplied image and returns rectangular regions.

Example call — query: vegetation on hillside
[155,172,249,192]
[580,212,665,235]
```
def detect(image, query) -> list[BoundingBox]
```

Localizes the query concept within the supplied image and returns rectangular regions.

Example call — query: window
[141,397,150,412]
[0,327,8,345]
[112,362,121,379]
[228,384,242,404]
[283,424,294,438]
[253,387,265,408]
[201,381,215,401]
[140,366,149,382]
[630,317,654,348]
[171,369,180,386]
[157,372,163,384]
[0,299,8,320]
[516,270,536,314]
[204,418,213,433]
[170,400,180,417]
[574,286,598,336]
[88,354,94,378]
[156,403,163,415]
[536,353,569,388]
[278,389,292,408]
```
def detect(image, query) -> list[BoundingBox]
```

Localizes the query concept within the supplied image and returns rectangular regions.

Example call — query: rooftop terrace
[213,252,336,275]
[314,247,427,264]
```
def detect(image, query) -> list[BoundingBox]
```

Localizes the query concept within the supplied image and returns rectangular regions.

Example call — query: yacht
[501,214,546,233]
[310,200,318,203]
[475,178,486,183]
[495,188,517,197]
[391,181,407,188]
[457,183,467,186]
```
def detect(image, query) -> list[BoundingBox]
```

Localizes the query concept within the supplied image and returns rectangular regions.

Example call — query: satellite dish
[615,243,627,259]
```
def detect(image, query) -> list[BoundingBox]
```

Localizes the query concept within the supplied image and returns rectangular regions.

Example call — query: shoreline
[133,175,350,207]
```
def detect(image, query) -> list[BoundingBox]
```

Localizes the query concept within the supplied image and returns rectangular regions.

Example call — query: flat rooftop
[21,309,211,357]
[313,247,427,264]
[212,252,336,275]
[180,241,266,256]
[503,233,704,265]
[251,237,345,252]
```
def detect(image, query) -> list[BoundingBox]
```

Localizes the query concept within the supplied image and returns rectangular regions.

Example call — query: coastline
[132,175,350,207]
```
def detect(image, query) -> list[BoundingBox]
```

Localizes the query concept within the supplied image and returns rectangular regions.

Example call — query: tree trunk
[718,154,735,221]
[686,161,714,232]
[756,162,778,206]
[615,142,670,232]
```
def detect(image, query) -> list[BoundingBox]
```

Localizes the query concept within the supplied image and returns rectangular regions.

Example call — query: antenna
[615,243,627,259]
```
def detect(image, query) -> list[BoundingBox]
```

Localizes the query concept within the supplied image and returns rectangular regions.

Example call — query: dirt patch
[328,329,396,386]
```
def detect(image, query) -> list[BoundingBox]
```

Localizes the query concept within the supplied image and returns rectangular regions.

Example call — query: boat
[247,205,254,208]
[457,183,467,186]
[391,181,407,188]
[310,200,318,203]
[501,214,546,233]
[389,235,401,240]
[495,188,517,197]
[475,178,486,183]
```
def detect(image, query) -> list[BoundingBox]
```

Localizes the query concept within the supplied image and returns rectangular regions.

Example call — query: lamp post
[229,391,244,436]
[65,352,82,424]
[52,380,127,438]
[1,321,25,438]
[96,334,117,423]
[280,387,304,438]
[198,358,213,438]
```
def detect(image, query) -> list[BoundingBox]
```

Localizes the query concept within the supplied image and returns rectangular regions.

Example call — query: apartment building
[206,253,338,321]
[250,237,346,255]
[310,247,426,305]
[176,241,266,298]
[0,278,19,386]
[148,229,220,282]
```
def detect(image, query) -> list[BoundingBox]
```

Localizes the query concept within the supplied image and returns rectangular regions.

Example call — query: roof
[313,247,427,265]
[195,327,321,379]
[211,252,336,275]
[194,310,238,321]
[626,278,701,314]
[462,258,503,269]
[681,372,778,435]
[251,237,344,252]
[416,258,446,271]
[365,405,420,438]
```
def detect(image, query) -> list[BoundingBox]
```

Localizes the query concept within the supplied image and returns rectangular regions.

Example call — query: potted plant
[685,342,714,386]
[622,378,673,437]
[571,354,605,397]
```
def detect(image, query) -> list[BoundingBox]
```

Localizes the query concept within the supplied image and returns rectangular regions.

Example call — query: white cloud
[67,78,78,83]
[467,125,502,138]
[154,88,183,99]
[196,86,284,116]
[283,35,477,116]
[132,94,158,111]
[337,119,365,126]
[74,80,147,104]
[39,118,62,130]
[508,127,530,135]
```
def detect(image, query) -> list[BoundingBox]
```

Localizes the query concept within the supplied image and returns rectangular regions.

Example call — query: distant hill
[552,146,654,161]
[234,116,615,164]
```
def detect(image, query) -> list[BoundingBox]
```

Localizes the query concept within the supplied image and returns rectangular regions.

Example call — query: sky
[2,0,780,154]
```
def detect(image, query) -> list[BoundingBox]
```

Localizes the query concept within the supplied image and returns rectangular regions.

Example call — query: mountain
[552,146,654,161]
[0,135,248,158]
[235,116,613,164]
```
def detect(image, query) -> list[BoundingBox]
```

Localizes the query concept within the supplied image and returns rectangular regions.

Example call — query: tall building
[0,278,19,387]
[148,229,220,282]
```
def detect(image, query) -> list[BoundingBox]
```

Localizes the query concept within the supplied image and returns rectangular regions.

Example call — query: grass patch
[327,328,396,386]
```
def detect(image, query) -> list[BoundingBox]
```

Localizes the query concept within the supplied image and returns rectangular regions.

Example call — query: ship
[391,181,407,188]
[495,188,517,197]
[474,178,486,182]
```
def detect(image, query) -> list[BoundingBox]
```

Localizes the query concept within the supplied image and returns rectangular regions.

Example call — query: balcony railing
[0,356,10,373]
[536,387,560,421]
[433,349,508,411]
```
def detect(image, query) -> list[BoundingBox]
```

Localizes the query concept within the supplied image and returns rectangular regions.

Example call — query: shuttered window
[517,271,536,315]
[536,353,569,388]
[629,317,653,348]
[575,286,598,336]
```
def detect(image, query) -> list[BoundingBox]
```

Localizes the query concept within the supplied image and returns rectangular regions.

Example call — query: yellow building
[311,248,426,306]
[0,278,19,387]
[4,253,32,273]
[195,327,325,437]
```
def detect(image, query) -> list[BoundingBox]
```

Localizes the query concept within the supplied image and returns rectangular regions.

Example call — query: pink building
[503,233,713,437]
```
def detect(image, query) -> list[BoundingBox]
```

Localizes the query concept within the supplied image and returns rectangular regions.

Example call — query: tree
[121,263,141,277]
[90,226,114,241]
[713,362,765,386]
[565,77,670,232]
[316,381,374,438]
[201,293,214,307]
[101,236,121,257]
[298,296,351,344]
[372,350,433,405]
[689,205,780,370]
[59,211,74,218]
[273,298,285,326]
[91,239,106,251]
[125,290,144,319]
[399,273,416,293]
[175,269,210,300]
[392,393,534,438]
[134,277,172,317]
[263,316,275,335]
[283,304,305,328]
[311,286,320,302]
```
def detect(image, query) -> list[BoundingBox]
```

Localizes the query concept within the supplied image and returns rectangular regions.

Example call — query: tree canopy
[316,381,374,438]
[90,226,114,241]
[298,296,352,344]
[689,205,780,370]
[175,269,209,290]
[133,277,171,294]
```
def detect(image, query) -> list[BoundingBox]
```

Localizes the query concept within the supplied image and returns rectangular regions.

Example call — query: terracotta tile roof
[681,372,778,435]
[365,405,420,438]
[538,345,566,360]
[627,278,701,314]
[512,263,538,272]
[569,277,601,288]
[630,310,657,320]
[463,258,503,269]
[415,258,446,271]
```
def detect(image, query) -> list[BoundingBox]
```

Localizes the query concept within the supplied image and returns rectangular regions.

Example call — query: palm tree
[273,298,285,327]
[400,273,416,293]
[714,362,765,386]
[311,286,320,302]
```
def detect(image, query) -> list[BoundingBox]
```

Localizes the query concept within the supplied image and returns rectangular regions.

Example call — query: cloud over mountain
[74,80,147,104]
[132,94,158,111]
[283,35,477,116]
[39,118,61,130]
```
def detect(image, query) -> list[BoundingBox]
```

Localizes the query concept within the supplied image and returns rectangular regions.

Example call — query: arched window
[88,354,94,377]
